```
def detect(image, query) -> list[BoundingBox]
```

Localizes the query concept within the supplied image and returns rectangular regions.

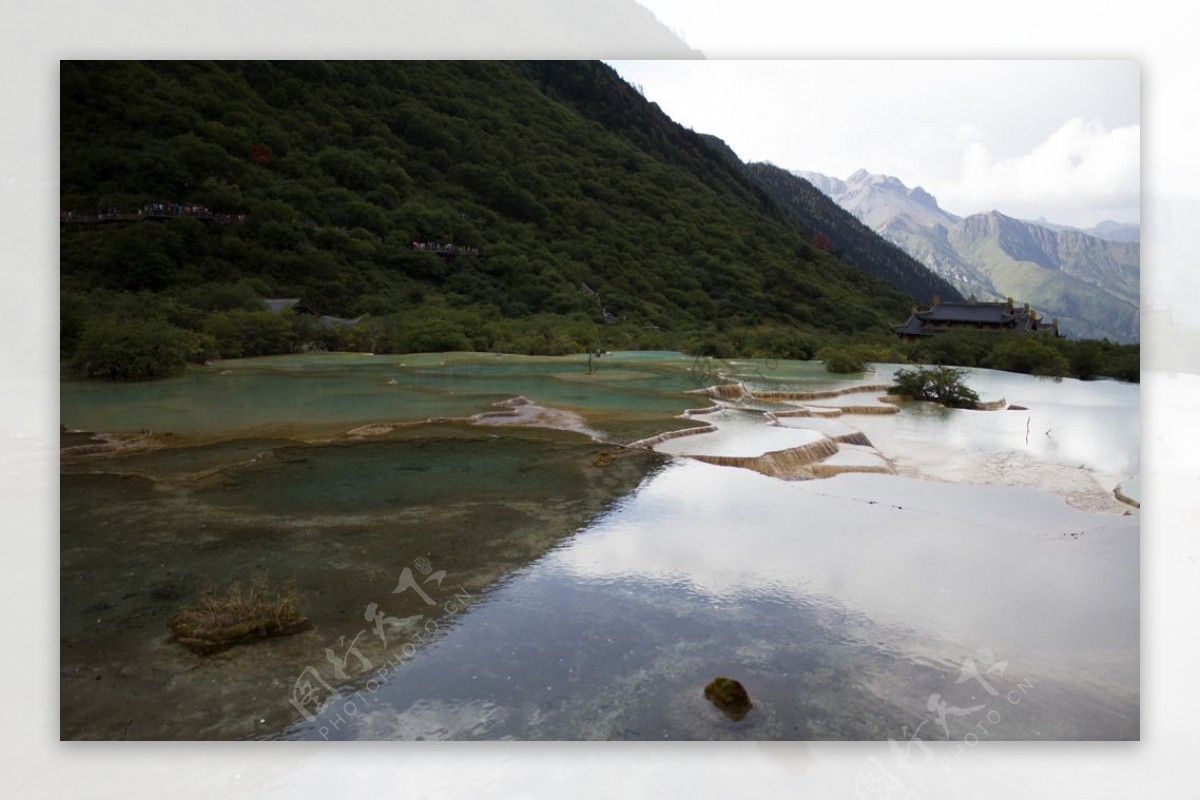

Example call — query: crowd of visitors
[410,240,480,256]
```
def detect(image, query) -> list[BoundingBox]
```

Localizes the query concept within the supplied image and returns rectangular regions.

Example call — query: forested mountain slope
[61,60,924,376]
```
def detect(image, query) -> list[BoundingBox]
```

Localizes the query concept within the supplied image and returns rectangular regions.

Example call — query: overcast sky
[606,59,1140,228]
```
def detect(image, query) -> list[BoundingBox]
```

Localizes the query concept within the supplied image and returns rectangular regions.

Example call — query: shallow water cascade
[59,352,1139,740]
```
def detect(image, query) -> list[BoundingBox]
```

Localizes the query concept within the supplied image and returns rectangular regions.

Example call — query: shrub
[69,316,194,379]
[889,365,980,409]
[395,315,473,353]
[687,334,736,360]
[906,329,993,368]
[1065,339,1103,381]
[818,342,906,374]
[819,345,868,373]
[986,336,1071,377]
[202,309,299,358]
[168,575,311,654]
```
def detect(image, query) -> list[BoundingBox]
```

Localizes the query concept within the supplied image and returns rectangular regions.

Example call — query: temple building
[894,296,1061,341]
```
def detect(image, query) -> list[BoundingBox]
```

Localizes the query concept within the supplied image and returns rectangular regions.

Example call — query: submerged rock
[704,676,753,720]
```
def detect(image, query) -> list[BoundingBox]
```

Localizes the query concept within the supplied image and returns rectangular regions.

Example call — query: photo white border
[4,1,1196,797]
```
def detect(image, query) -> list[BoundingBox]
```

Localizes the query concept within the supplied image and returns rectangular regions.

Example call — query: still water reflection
[277,461,1136,741]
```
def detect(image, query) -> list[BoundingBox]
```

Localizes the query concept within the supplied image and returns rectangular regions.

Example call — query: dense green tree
[201,309,300,358]
[896,331,1138,383]
[817,342,905,374]
[890,366,981,409]
[986,336,1072,377]
[908,330,995,369]
[819,347,868,374]
[70,317,195,379]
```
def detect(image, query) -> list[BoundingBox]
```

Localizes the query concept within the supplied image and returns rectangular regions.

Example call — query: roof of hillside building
[894,315,931,337]
[894,296,1060,337]
[264,298,301,312]
[315,315,365,330]
[263,298,362,328]
[920,301,1016,324]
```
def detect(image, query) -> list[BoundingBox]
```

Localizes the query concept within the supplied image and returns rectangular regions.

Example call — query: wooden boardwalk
[60,207,245,225]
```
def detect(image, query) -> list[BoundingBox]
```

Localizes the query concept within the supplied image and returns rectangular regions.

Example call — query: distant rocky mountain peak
[794,167,1140,342]
[745,163,963,305]
[796,167,960,231]
[1027,215,1141,243]
[906,185,940,210]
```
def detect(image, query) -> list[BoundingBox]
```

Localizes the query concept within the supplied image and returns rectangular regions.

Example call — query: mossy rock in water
[704,676,752,720]
[170,615,312,654]
[168,576,312,654]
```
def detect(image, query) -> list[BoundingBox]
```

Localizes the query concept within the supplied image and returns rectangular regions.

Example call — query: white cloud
[608,60,1140,229]
[936,118,1140,226]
